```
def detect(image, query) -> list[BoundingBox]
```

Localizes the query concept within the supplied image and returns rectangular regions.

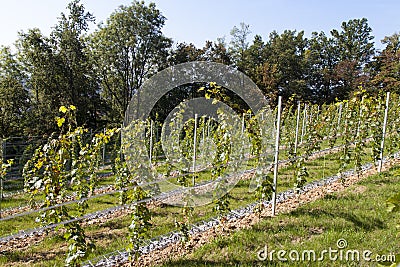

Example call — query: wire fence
[0,129,123,193]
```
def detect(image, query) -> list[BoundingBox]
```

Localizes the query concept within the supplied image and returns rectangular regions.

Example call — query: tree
[51,0,101,129]
[169,42,204,64]
[90,1,172,124]
[330,18,375,98]
[331,18,375,67]
[371,33,400,92]
[0,47,29,138]
[17,0,100,134]
[202,40,231,65]
[169,40,231,66]
[258,30,309,104]
[17,28,63,134]
[229,22,251,70]
[307,31,340,103]
[241,34,266,79]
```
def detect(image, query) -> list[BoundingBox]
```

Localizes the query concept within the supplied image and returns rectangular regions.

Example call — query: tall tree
[169,42,204,64]
[202,40,231,65]
[307,31,340,103]
[51,0,101,129]
[258,30,309,104]
[331,18,375,67]
[0,47,29,138]
[17,29,62,134]
[241,35,267,81]
[17,0,100,134]
[229,22,251,70]
[371,33,400,92]
[90,1,172,124]
[330,18,375,97]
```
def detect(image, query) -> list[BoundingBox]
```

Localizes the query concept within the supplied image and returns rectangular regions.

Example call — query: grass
[161,166,400,267]
[0,136,396,266]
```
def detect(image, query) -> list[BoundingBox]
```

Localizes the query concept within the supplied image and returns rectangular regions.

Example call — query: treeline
[0,0,399,138]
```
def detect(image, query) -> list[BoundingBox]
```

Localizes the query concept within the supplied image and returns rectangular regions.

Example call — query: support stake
[378,92,390,173]
[192,114,198,186]
[272,96,282,216]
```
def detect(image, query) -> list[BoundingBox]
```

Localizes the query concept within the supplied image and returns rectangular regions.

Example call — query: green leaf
[64,232,72,240]
[377,253,400,266]
[387,192,400,213]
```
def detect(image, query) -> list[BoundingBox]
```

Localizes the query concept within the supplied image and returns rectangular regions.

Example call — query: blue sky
[0,0,399,51]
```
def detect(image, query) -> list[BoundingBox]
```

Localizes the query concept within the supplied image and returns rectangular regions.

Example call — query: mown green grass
[0,141,348,239]
[0,141,383,266]
[1,133,397,266]
[161,166,400,267]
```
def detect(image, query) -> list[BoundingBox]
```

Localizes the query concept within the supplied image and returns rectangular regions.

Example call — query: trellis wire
[0,116,390,223]
[0,127,393,243]
[2,95,399,246]
[83,151,400,267]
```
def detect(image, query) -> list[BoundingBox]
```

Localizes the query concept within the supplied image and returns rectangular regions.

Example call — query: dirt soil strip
[0,144,374,260]
[2,137,347,219]
[0,143,344,253]
[115,158,398,267]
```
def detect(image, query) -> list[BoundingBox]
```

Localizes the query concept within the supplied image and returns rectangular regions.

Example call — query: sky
[0,0,399,51]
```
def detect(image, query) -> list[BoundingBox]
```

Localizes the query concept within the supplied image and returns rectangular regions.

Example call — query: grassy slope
[162,166,400,267]
[0,143,393,266]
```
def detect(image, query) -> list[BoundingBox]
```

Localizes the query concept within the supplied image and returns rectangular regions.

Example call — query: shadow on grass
[161,258,279,267]
[289,207,386,231]
[0,248,66,264]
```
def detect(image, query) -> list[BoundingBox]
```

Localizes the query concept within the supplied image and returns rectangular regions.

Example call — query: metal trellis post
[149,120,153,165]
[378,92,390,173]
[272,96,282,216]
[192,114,198,186]
[294,102,301,155]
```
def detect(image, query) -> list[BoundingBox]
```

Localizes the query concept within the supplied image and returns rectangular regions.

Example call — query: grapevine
[23,105,117,266]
